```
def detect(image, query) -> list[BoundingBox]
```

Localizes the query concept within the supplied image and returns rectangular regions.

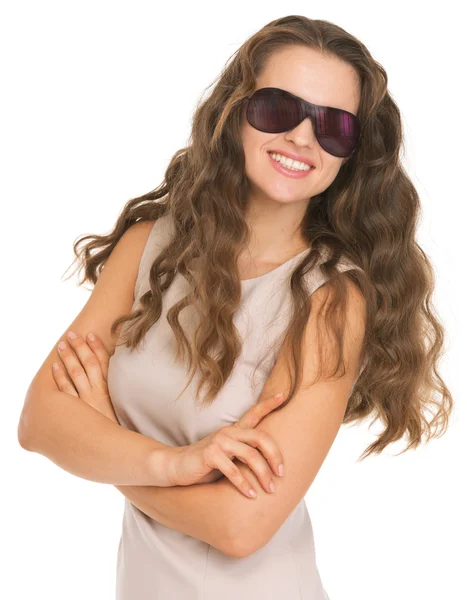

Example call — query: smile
[267,152,315,179]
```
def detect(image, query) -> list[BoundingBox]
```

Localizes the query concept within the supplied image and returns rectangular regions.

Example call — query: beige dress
[108,213,366,600]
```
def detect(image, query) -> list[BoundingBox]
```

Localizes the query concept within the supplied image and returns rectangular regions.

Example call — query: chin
[264,191,307,206]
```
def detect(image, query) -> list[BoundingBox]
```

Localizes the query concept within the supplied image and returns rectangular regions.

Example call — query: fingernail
[67,330,77,340]
[249,488,257,498]
[269,482,276,493]
[87,332,95,342]
[58,341,66,351]
[278,464,284,477]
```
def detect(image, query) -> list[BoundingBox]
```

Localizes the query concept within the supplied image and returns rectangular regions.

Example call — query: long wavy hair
[64,15,453,461]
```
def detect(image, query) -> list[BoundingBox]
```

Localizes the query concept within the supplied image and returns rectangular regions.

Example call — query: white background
[2,1,465,599]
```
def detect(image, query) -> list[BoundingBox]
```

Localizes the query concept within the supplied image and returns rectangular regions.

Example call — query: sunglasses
[245,87,361,159]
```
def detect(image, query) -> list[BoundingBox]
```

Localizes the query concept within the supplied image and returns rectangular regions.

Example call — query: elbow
[210,525,247,559]
[18,389,47,452]
[17,389,38,451]
[224,535,265,559]
[222,516,266,559]
[212,512,252,559]
[18,397,43,452]
[221,537,251,559]
[18,430,30,451]
[17,412,35,451]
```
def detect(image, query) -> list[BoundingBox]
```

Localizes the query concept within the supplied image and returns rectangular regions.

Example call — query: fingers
[85,332,110,381]
[229,427,284,477]
[206,448,258,499]
[214,434,279,495]
[56,335,94,398]
[209,426,284,498]
[236,392,286,429]
[57,331,106,394]
[51,361,79,396]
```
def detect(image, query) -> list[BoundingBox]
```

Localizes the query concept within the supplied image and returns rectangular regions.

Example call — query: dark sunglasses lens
[315,107,360,157]
[246,90,360,158]
[246,90,301,133]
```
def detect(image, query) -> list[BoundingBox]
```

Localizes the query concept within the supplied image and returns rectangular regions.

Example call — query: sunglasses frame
[245,87,361,158]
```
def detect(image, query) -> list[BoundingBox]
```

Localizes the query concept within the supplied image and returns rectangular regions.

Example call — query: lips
[267,150,316,168]
[267,151,315,178]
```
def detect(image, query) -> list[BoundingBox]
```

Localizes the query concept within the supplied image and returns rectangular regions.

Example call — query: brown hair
[64,15,453,461]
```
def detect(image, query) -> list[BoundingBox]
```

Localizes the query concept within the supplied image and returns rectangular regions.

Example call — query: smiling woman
[18,13,452,600]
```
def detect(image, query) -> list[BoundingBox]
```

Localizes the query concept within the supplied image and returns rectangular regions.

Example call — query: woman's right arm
[19,386,174,486]
[18,218,285,493]
[17,220,174,486]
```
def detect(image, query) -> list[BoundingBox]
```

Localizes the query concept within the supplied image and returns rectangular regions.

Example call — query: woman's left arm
[113,456,278,559]
[113,478,241,554]
[113,278,367,560]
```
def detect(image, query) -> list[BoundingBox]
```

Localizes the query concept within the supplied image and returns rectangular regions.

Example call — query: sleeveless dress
[108,214,367,600]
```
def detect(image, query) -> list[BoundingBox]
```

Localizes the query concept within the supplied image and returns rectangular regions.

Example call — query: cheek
[241,131,268,170]
[315,161,343,190]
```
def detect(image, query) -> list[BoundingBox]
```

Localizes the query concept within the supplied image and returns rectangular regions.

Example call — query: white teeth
[269,152,312,171]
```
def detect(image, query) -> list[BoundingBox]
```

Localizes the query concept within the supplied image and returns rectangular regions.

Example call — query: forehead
[257,45,360,114]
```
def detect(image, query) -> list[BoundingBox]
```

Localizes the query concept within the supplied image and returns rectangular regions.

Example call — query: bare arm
[113,476,240,557]
[19,387,173,486]
[17,220,172,486]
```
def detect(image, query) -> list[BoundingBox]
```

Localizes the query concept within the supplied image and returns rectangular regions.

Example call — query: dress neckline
[240,248,310,285]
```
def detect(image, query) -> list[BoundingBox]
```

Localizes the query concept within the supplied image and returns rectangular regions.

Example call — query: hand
[166,391,287,499]
[52,331,119,424]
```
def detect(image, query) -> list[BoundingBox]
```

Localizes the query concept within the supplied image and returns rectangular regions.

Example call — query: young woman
[19,15,453,600]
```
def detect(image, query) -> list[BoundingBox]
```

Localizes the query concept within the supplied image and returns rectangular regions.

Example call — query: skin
[239,44,361,267]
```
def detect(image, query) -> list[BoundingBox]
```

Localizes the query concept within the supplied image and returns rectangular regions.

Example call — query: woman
[20,15,453,600]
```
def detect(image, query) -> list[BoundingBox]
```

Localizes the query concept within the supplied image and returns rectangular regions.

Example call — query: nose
[286,116,317,146]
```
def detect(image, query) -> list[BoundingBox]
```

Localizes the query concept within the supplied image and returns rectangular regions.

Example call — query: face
[240,45,361,212]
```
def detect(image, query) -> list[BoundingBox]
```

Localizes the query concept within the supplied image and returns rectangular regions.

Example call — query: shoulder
[22,219,158,408]
[117,219,157,247]
[311,266,367,327]
[288,274,366,401]
[103,219,157,280]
